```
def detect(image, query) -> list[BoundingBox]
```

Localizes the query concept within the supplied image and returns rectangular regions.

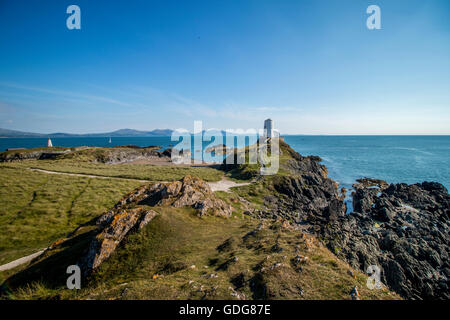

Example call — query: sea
[1,135,449,192]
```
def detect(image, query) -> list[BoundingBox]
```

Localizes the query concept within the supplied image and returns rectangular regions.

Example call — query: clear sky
[0,0,449,134]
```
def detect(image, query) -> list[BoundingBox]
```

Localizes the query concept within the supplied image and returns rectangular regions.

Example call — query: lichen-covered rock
[139,175,232,217]
[80,208,158,276]
[79,175,232,276]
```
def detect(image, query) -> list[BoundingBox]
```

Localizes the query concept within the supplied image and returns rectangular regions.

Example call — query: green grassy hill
[2,205,399,300]
[0,141,400,300]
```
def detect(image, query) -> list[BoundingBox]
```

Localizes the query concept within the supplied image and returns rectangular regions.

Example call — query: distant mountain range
[0,128,174,138]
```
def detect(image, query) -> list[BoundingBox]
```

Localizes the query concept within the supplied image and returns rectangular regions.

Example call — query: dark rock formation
[271,174,346,224]
[162,148,172,157]
[253,141,449,300]
[265,141,346,224]
[322,180,450,300]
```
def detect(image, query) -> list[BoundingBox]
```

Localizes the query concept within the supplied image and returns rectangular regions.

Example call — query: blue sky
[0,0,449,134]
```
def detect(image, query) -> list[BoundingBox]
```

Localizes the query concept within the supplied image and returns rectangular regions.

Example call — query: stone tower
[264,118,273,138]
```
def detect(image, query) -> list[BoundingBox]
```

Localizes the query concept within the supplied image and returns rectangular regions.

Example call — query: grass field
[0,140,308,270]
[0,160,224,182]
[0,154,223,268]
[0,166,143,266]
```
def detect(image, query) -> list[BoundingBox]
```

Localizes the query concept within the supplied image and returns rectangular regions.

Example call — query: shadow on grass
[0,229,97,298]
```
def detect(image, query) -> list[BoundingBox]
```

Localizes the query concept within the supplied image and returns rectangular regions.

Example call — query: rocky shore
[259,141,449,299]
[322,180,449,299]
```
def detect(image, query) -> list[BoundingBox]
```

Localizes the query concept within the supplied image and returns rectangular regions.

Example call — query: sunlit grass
[1,160,223,182]
[0,166,143,265]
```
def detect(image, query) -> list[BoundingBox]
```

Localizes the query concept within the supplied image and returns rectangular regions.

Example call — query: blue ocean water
[283,135,450,191]
[1,135,449,191]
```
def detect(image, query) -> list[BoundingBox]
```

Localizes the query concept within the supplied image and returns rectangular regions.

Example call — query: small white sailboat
[108,137,112,144]
[47,138,53,147]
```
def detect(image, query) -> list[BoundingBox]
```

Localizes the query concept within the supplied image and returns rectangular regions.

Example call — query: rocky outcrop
[264,141,346,224]
[0,148,73,162]
[79,175,232,276]
[247,140,449,300]
[205,144,231,155]
[322,181,450,299]
[111,175,232,217]
[138,175,233,217]
[270,175,346,224]
[0,146,171,163]
[79,208,158,276]
[77,147,169,164]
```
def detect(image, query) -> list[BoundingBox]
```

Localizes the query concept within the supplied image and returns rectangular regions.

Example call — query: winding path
[29,168,151,183]
[208,177,253,192]
[30,168,253,192]
[0,249,46,272]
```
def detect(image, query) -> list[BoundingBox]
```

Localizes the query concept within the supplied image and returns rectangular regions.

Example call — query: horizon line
[1,127,449,137]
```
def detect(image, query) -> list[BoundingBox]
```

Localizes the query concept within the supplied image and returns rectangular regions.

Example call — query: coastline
[0,138,448,300]
[1,135,449,189]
